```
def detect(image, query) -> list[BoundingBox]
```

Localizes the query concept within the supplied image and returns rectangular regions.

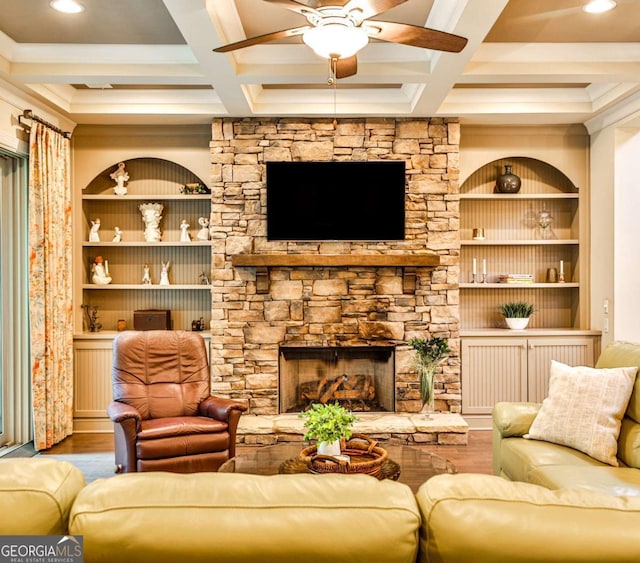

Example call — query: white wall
[613,128,640,341]
[589,126,616,346]
[590,122,640,345]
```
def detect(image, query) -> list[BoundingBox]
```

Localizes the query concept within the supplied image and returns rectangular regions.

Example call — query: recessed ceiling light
[583,0,617,14]
[50,0,85,14]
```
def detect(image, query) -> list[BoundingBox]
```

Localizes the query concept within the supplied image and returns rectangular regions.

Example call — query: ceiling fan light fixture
[50,0,85,13]
[582,0,616,14]
[303,24,369,59]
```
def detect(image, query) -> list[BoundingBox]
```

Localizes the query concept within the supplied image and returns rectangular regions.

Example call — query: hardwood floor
[41,430,494,476]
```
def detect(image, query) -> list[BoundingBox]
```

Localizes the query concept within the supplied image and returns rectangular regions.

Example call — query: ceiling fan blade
[213,26,310,53]
[344,0,407,21]
[335,55,357,79]
[366,21,468,53]
[263,0,322,17]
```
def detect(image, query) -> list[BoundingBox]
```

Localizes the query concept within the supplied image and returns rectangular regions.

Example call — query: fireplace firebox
[278,346,395,413]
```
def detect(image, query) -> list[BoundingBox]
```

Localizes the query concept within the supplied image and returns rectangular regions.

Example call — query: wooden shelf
[461,328,601,337]
[231,254,441,268]
[460,283,579,289]
[82,194,210,201]
[82,284,211,290]
[460,193,578,200]
[74,331,212,339]
[82,241,213,247]
[462,239,578,246]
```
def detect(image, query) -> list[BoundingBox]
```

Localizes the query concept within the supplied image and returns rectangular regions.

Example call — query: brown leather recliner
[107,330,247,473]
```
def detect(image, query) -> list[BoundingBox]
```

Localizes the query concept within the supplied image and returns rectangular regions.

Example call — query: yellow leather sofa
[3,454,640,562]
[414,340,640,563]
[493,340,640,494]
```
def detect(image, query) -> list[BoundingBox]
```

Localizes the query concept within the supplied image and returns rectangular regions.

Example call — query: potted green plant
[408,336,450,417]
[500,301,534,330]
[299,402,358,456]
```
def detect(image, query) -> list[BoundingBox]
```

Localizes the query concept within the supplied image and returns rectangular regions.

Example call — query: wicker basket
[300,434,389,479]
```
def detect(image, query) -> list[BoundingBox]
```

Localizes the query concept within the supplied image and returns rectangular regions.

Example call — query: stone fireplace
[208,117,460,416]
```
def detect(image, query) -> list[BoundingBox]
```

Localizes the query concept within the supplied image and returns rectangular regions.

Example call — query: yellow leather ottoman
[69,472,421,563]
[0,457,86,534]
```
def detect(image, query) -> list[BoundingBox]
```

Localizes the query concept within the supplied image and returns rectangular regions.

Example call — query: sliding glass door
[0,149,31,452]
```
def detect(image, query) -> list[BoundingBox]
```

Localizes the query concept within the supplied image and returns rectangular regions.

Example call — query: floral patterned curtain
[28,122,73,450]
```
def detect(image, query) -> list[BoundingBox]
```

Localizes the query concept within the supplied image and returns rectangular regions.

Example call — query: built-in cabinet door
[461,337,528,415]
[73,338,114,432]
[526,336,596,403]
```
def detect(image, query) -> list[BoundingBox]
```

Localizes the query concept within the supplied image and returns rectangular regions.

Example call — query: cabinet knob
[529,343,535,350]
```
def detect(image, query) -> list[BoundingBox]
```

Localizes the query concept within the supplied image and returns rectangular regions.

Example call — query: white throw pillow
[525,360,637,466]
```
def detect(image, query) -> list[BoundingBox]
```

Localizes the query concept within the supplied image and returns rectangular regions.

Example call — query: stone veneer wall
[209,117,460,415]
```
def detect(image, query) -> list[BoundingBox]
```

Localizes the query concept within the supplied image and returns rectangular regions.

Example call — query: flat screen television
[266,161,406,241]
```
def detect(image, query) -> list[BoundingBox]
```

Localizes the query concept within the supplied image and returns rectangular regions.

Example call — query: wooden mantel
[231,253,441,293]
[231,254,441,268]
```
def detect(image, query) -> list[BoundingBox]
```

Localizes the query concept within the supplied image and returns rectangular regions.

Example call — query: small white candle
[472,258,477,275]
[482,259,487,275]
[104,260,109,275]
[560,260,564,275]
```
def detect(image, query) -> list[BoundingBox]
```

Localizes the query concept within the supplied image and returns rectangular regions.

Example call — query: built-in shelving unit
[78,157,212,332]
[459,153,600,428]
[460,156,583,330]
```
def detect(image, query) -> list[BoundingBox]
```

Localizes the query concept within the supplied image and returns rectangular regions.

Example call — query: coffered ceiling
[1,0,639,127]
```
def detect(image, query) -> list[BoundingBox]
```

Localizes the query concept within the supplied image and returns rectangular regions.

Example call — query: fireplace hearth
[279,346,395,413]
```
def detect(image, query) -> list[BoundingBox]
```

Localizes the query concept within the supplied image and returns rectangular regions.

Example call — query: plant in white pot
[500,301,534,330]
[408,336,450,417]
[300,402,358,456]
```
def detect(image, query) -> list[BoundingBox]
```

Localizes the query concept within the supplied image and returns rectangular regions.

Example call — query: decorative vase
[317,439,341,456]
[505,317,530,330]
[495,165,521,194]
[417,359,438,419]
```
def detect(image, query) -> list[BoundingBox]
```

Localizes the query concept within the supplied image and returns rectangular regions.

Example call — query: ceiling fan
[213,0,468,79]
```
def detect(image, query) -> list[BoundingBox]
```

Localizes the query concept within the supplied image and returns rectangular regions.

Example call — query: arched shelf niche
[461,157,577,196]
[83,157,207,195]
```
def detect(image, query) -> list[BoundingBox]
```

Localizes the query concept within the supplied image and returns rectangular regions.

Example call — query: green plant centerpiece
[500,301,534,330]
[408,336,450,417]
[300,402,358,456]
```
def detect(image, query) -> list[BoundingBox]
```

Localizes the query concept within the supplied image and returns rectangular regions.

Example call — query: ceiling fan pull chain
[329,56,338,130]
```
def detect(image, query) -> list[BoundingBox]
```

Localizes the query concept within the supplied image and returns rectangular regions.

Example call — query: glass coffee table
[225,442,456,493]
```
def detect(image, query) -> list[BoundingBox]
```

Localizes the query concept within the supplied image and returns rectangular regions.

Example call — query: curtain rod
[18,109,71,139]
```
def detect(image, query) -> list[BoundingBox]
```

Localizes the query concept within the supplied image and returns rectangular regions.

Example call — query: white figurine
[196,217,210,241]
[112,227,122,243]
[91,256,112,285]
[179,219,191,242]
[89,218,101,242]
[159,260,171,286]
[139,202,163,242]
[142,264,151,285]
[110,162,129,196]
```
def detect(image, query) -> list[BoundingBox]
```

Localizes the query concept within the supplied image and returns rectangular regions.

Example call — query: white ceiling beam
[163,0,250,115]
[463,62,640,82]
[410,0,509,115]
[10,63,209,84]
